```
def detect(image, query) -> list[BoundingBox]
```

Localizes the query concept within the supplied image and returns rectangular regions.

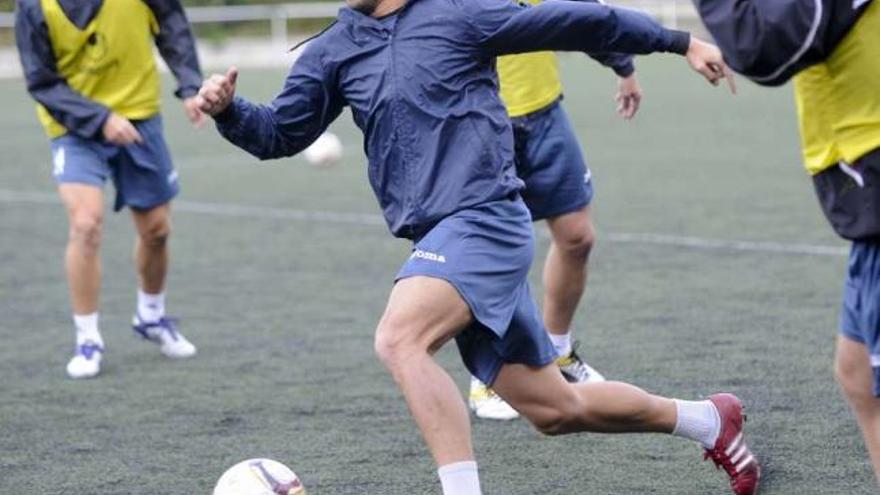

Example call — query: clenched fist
[196,67,239,117]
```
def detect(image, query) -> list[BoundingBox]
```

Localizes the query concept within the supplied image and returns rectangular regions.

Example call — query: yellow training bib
[36,0,161,138]
[793,0,880,174]
[497,0,563,118]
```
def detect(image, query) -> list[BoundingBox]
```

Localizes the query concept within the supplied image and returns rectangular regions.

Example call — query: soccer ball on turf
[303,132,344,167]
[213,459,306,495]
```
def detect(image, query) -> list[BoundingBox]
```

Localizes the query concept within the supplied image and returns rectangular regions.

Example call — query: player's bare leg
[131,202,171,294]
[493,362,675,434]
[374,276,481,493]
[493,363,761,494]
[60,184,104,315]
[835,335,880,483]
[542,206,603,382]
[130,202,196,358]
[543,206,594,337]
[59,184,105,378]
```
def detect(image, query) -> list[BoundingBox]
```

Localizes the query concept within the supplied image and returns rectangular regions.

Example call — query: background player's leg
[59,184,105,379]
[130,202,195,358]
[131,202,171,297]
[374,276,480,493]
[835,336,880,482]
[543,205,594,338]
[60,184,104,316]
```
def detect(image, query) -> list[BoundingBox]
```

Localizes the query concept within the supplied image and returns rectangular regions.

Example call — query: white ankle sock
[438,461,482,495]
[73,312,103,346]
[137,289,165,323]
[672,399,721,449]
[548,331,572,357]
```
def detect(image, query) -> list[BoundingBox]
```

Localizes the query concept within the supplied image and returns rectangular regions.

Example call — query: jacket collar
[337,0,416,27]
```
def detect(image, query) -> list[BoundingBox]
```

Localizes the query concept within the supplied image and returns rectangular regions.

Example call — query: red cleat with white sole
[704,393,761,495]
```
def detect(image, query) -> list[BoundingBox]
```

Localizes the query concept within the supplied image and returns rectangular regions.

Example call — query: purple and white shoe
[132,315,196,359]
[66,340,104,379]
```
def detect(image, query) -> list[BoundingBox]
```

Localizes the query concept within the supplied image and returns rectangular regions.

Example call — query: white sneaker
[132,315,197,359]
[468,377,519,421]
[556,342,606,384]
[66,340,103,379]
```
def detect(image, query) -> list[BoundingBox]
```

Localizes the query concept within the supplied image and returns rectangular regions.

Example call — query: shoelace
[704,447,739,477]
[133,316,181,342]
[77,341,104,359]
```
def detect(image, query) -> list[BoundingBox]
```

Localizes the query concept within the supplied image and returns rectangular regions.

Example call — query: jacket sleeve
[146,0,203,99]
[15,0,110,138]
[214,45,345,161]
[465,0,690,59]
[572,0,635,77]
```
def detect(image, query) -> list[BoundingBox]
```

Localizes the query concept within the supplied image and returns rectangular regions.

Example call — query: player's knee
[835,353,873,405]
[68,213,103,250]
[527,394,584,436]
[139,217,171,248]
[555,224,595,260]
[374,319,416,372]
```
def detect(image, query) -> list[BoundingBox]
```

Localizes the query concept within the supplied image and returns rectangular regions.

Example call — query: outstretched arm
[146,0,205,126]
[468,0,734,92]
[198,49,345,160]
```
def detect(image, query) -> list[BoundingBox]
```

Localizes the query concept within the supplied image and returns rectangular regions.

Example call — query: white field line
[0,189,848,257]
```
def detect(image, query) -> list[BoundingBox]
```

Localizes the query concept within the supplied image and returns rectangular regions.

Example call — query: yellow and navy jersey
[15,0,202,139]
[496,0,635,118]
[794,0,880,174]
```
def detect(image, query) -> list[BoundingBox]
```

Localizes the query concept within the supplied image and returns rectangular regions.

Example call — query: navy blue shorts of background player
[50,115,179,211]
[841,240,880,395]
[511,99,594,221]
[396,197,557,385]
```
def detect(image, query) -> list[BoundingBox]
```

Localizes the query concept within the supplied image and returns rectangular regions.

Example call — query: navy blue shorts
[396,198,557,385]
[840,240,880,395]
[512,100,594,221]
[50,115,179,211]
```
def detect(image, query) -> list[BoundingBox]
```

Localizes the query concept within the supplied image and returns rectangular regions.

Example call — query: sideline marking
[0,189,847,257]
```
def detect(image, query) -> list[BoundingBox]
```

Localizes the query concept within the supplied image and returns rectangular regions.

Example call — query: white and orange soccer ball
[213,459,306,495]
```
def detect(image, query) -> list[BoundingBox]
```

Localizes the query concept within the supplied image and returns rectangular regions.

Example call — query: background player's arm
[197,51,345,160]
[467,0,734,91]
[145,0,206,126]
[15,0,109,140]
[15,0,143,144]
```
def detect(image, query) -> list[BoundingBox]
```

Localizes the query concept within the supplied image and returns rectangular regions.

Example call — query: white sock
[438,461,482,495]
[137,289,165,323]
[548,331,572,357]
[672,399,721,449]
[73,312,103,347]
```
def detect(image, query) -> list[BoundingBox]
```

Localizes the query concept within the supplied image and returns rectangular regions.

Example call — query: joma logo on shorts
[411,249,446,263]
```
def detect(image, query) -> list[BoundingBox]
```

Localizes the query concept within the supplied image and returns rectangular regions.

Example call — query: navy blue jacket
[215,0,690,239]
[15,0,202,139]
[694,0,873,86]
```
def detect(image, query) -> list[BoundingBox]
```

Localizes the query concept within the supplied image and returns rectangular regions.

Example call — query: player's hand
[616,74,642,120]
[102,113,143,146]
[685,37,736,95]
[197,67,239,117]
[182,96,206,128]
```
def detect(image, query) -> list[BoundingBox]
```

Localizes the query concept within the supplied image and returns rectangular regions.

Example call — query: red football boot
[704,393,761,495]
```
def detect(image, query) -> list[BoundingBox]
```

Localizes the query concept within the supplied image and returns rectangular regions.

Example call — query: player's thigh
[377,276,474,356]
[545,205,595,252]
[58,183,105,233]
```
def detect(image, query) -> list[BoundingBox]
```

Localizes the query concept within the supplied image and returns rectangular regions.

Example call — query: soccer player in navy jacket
[198,0,759,493]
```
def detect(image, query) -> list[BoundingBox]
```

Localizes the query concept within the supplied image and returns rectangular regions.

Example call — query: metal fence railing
[0,0,700,44]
